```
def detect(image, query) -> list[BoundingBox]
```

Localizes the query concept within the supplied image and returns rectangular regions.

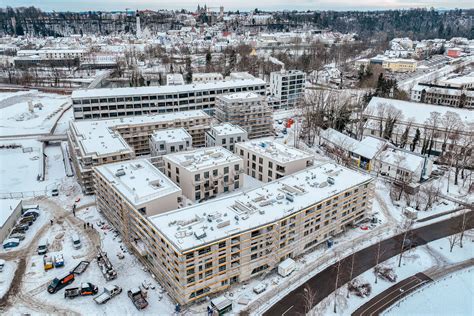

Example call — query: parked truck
[278,258,296,277]
[47,273,75,294]
[128,288,148,310]
[64,283,98,298]
[97,247,117,281]
[94,285,122,304]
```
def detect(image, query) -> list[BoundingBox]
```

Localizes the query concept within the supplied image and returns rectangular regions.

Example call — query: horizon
[2,0,473,13]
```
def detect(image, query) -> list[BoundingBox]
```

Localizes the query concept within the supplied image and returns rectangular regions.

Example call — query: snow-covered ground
[0,260,17,299]
[312,229,474,315]
[0,91,70,137]
[0,142,71,196]
[384,267,474,316]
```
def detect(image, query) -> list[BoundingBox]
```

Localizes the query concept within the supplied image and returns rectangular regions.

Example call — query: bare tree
[302,284,318,314]
[374,237,387,284]
[346,249,356,299]
[447,233,461,252]
[333,252,342,313]
[397,218,414,267]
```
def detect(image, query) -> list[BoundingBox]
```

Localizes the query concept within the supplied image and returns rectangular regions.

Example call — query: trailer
[71,261,90,275]
[128,288,148,310]
[64,283,98,299]
[94,285,122,304]
[97,248,117,281]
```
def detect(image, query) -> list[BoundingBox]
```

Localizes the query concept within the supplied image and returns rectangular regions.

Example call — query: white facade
[17,49,85,60]
[150,128,192,157]
[374,148,432,183]
[236,141,314,183]
[192,72,224,83]
[166,73,185,86]
[71,78,266,119]
[205,123,248,152]
[0,199,22,243]
[163,147,244,202]
[270,70,306,108]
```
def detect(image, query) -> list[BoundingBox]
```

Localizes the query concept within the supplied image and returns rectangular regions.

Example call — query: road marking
[281,305,294,316]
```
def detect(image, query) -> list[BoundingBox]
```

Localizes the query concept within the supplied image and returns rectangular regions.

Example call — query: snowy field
[384,268,474,316]
[0,91,70,137]
[0,141,72,196]
[0,260,17,299]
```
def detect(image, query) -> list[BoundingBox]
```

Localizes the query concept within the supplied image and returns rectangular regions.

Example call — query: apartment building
[17,49,85,59]
[192,73,224,83]
[236,141,314,182]
[362,97,473,155]
[382,58,417,72]
[205,123,248,152]
[68,111,211,194]
[112,163,372,305]
[150,128,193,157]
[71,78,266,119]
[163,147,244,202]
[214,93,273,139]
[269,70,306,108]
[411,84,474,108]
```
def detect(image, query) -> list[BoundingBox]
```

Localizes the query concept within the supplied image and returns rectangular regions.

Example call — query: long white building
[71,78,266,119]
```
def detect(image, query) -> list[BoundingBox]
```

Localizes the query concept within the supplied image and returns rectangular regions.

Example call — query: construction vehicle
[97,247,117,281]
[94,285,122,304]
[47,272,75,294]
[71,261,90,275]
[43,255,54,271]
[64,283,98,298]
[128,288,148,310]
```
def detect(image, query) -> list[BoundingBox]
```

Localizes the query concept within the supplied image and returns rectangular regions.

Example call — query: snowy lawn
[0,260,17,299]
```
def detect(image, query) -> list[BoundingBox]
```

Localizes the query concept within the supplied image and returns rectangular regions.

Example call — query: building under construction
[214,92,273,139]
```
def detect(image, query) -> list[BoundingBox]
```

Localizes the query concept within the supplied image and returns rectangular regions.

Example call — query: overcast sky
[4,0,473,12]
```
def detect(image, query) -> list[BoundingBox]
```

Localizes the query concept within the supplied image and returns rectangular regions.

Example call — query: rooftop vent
[194,229,207,240]
[115,169,126,177]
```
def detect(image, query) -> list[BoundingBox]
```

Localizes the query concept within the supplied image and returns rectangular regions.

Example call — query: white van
[71,233,81,249]
[37,238,48,255]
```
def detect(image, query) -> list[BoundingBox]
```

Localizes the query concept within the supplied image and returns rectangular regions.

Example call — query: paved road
[263,211,474,316]
[352,272,432,316]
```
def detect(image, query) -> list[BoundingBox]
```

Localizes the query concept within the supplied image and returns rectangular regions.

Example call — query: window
[222,138,226,144]
[195,174,200,181]
[234,164,239,171]
[224,167,229,174]
[213,169,218,176]
[204,171,209,179]
[268,161,273,168]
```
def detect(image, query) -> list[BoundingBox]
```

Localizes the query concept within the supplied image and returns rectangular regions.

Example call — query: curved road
[262,210,474,316]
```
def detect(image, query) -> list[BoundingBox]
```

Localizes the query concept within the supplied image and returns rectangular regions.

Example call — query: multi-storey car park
[71,78,266,119]
[94,161,374,305]
[68,110,211,194]
[163,147,244,202]
[236,140,314,183]
[214,92,273,139]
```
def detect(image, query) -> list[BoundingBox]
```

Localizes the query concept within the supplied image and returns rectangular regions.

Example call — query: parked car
[9,233,25,241]
[47,273,75,294]
[253,283,267,294]
[71,233,81,250]
[19,215,35,226]
[37,238,49,255]
[51,187,59,196]
[2,238,20,249]
[23,210,40,219]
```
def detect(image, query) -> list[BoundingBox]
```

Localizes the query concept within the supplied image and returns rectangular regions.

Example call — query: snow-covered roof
[94,158,181,207]
[236,141,313,165]
[71,78,266,99]
[320,128,359,152]
[364,97,474,126]
[377,149,424,172]
[151,128,191,143]
[210,123,247,136]
[218,92,262,102]
[149,162,373,251]
[71,110,209,157]
[0,199,21,227]
[163,147,242,173]
[352,136,388,160]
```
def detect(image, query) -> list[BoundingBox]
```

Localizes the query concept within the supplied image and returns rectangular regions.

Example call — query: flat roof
[151,128,191,143]
[218,92,263,102]
[71,110,209,157]
[94,158,181,207]
[163,147,242,173]
[210,123,247,136]
[149,162,373,251]
[0,199,21,227]
[71,78,266,99]
[236,141,313,164]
